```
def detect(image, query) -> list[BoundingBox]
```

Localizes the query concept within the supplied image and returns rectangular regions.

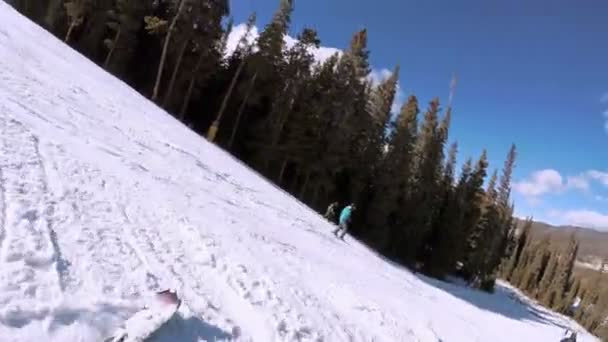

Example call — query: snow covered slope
[0,3,598,341]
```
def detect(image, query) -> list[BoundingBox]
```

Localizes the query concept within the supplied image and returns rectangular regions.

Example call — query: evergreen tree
[553,234,579,312]
[466,169,500,286]
[520,235,552,293]
[424,141,460,277]
[538,251,560,307]
[455,150,488,278]
[361,67,400,236]
[245,0,295,170]
[379,96,419,257]
[504,218,533,281]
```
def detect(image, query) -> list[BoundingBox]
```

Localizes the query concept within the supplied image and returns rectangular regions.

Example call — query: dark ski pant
[333,222,348,238]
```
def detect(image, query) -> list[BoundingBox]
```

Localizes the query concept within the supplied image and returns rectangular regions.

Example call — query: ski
[104,289,181,342]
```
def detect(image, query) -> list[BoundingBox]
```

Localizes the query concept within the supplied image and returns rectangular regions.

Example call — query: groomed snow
[0,3,598,341]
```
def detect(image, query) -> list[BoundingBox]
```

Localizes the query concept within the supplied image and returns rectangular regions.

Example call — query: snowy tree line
[16,0,589,295]
[502,219,608,339]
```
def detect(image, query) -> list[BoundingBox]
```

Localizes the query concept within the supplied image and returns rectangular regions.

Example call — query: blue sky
[230,0,608,230]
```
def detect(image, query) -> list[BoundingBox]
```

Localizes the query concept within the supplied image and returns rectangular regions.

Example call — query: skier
[333,203,355,239]
[324,201,339,222]
[566,296,581,316]
[560,329,577,342]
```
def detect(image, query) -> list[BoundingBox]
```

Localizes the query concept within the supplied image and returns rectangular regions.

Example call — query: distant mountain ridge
[516,219,608,262]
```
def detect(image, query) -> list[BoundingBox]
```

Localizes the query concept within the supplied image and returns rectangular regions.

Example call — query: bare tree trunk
[208,55,247,141]
[163,39,189,108]
[65,21,76,43]
[228,71,257,150]
[104,26,121,68]
[270,78,298,148]
[299,169,311,200]
[179,51,205,120]
[278,158,288,184]
[312,182,321,208]
[290,168,300,192]
[151,0,185,102]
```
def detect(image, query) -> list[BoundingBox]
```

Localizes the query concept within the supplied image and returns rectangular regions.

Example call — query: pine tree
[538,251,560,307]
[255,0,293,72]
[379,96,419,257]
[466,169,500,286]
[349,66,399,239]
[455,150,488,279]
[405,98,445,263]
[520,236,552,293]
[424,141,460,277]
[491,144,518,276]
[245,0,295,170]
[553,233,579,312]
[504,218,533,281]
[268,28,322,180]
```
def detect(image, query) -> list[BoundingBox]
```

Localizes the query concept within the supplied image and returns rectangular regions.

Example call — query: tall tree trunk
[278,158,288,184]
[163,39,189,108]
[151,0,185,102]
[104,26,121,68]
[299,169,311,200]
[208,55,247,141]
[179,51,205,120]
[290,168,300,192]
[228,71,257,150]
[312,182,321,209]
[65,21,76,43]
[271,80,298,148]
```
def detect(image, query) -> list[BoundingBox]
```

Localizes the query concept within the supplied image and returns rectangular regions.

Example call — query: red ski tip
[156,289,180,305]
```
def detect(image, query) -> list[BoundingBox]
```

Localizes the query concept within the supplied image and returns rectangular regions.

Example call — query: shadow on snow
[149,312,234,342]
[349,237,572,331]
[415,274,571,331]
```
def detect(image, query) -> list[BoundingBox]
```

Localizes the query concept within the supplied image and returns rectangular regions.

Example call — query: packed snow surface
[0,3,598,341]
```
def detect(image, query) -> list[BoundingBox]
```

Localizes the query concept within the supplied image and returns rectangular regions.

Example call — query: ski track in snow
[0,117,64,329]
[0,2,601,341]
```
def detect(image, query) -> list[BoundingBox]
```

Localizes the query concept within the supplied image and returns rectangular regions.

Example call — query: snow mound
[0,2,598,341]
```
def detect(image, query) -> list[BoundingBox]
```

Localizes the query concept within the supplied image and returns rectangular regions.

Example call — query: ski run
[0,2,599,341]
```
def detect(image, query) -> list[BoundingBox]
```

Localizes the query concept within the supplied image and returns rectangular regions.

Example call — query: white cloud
[594,195,608,201]
[548,209,608,231]
[514,168,608,202]
[368,68,405,114]
[587,170,608,186]
[600,93,608,132]
[225,23,341,63]
[566,174,590,192]
[513,169,564,197]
